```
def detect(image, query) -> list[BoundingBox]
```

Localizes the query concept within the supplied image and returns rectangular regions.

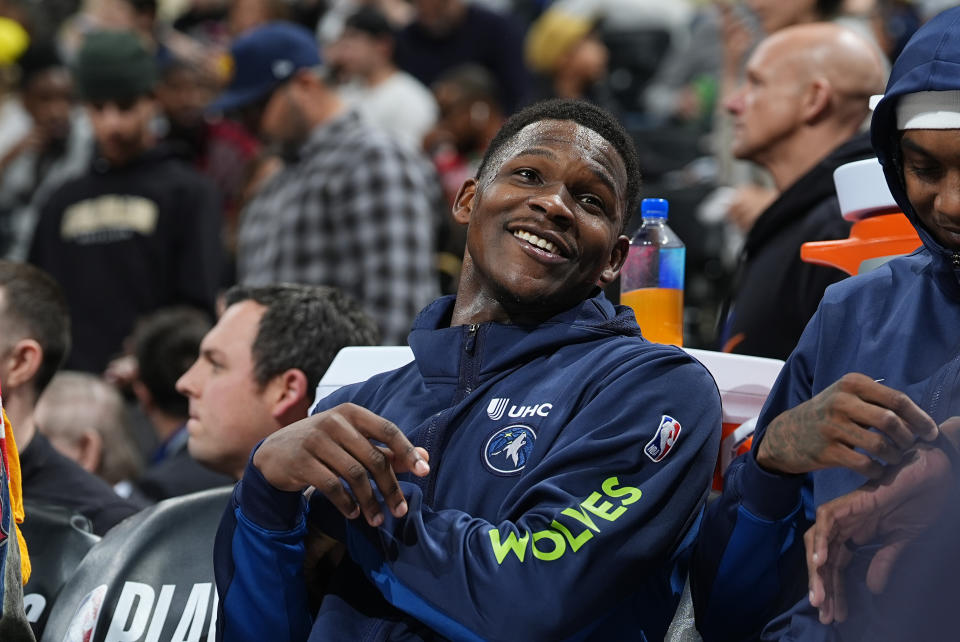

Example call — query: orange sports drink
[620,198,685,346]
[621,287,683,346]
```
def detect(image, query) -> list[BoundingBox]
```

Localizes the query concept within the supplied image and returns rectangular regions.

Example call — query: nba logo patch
[645,415,681,462]
[484,425,537,475]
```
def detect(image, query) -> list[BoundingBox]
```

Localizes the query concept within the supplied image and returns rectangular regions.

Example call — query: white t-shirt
[0,97,30,159]
[339,71,438,151]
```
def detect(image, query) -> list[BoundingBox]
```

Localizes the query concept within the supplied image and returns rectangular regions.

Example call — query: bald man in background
[716,23,887,360]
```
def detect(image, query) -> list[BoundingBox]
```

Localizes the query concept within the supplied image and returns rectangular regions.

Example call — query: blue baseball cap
[209,21,321,114]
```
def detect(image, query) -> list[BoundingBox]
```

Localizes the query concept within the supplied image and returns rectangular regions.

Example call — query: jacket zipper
[462,324,480,393]
[420,324,481,507]
[924,348,960,424]
[364,327,482,641]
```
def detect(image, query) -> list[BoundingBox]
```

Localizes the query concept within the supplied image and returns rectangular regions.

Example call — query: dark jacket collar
[743,132,874,256]
[407,293,642,382]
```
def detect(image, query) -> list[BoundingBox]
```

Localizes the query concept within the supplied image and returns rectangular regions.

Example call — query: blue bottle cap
[641,198,669,219]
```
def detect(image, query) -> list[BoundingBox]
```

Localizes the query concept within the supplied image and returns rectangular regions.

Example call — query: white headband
[896,90,960,129]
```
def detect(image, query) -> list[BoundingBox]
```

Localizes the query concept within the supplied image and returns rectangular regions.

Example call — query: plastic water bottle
[620,198,685,346]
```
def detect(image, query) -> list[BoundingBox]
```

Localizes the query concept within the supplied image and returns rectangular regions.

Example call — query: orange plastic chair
[801,211,921,276]
[801,158,921,275]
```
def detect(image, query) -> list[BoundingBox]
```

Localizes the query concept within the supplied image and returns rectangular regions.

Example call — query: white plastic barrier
[313,346,783,489]
[685,349,784,488]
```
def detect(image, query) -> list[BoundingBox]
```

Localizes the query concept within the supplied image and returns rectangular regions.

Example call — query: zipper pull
[953,251,960,268]
[465,323,479,355]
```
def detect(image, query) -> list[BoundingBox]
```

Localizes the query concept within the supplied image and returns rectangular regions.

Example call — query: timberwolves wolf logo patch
[645,415,681,463]
[484,425,537,474]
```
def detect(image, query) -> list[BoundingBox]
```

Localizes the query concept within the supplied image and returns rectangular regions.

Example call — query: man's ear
[75,430,103,475]
[452,178,478,225]
[269,368,310,423]
[3,339,42,390]
[292,67,317,90]
[598,235,630,286]
[131,380,154,411]
[801,78,832,124]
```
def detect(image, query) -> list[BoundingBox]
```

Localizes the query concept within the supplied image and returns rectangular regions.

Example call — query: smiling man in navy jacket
[214,99,722,641]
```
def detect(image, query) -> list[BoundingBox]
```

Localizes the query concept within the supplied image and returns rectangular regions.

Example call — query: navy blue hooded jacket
[214,293,721,641]
[692,8,960,641]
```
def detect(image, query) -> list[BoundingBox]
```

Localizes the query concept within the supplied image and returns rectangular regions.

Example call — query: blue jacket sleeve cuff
[738,450,805,520]
[236,450,307,532]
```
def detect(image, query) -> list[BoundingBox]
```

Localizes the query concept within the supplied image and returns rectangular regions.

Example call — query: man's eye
[909,164,944,182]
[515,168,538,181]
[579,194,605,211]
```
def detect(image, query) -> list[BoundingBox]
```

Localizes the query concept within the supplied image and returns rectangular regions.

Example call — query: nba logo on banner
[645,415,681,463]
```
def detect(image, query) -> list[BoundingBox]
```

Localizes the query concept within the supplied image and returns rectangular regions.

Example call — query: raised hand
[756,373,938,478]
[804,417,960,624]
[253,403,430,528]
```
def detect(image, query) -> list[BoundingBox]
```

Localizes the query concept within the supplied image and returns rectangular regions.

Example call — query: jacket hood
[871,6,960,253]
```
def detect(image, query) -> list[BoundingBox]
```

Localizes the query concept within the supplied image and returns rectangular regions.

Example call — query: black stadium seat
[40,486,232,642]
[21,502,101,637]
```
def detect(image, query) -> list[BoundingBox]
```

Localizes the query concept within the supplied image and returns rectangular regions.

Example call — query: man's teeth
[514,230,559,255]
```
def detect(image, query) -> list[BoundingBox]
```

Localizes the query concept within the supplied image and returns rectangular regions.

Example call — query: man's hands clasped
[803,436,954,624]
[752,374,960,624]
[755,373,960,625]
[253,403,430,528]
[756,373,939,478]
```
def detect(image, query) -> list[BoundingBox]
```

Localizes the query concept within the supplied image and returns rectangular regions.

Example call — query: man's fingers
[312,467,361,521]
[840,374,938,443]
[823,446,885,479]
[343,433,409,522]
[323,413,398,526]
[827,392,914,455]
[818,550,835,625]
[866,539,912,594]
[257,405,429,527]
[344,404,430,476]
[809,494,868,624]
[831,543,853,623]
[379,446,430,474]
[804,526,826,608]
[939,417,960,450]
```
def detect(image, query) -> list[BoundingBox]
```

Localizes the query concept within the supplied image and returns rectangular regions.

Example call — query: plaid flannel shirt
[237,111,441,345]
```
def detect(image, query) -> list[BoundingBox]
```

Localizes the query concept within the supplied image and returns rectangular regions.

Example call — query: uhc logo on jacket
[486,398,552,421]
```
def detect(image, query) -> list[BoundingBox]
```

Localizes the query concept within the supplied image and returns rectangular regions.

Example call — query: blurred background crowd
[0,0,954,503]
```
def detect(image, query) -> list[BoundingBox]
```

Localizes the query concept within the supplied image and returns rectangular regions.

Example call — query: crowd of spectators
[0,0,959,639]
[0,0,947,354]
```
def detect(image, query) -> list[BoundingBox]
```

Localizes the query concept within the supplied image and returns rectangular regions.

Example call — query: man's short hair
[133,307,212,418]
[223,284,380,392]
[17,40,63,92]
[476,98,641,228]
[38,371,142,484]
[345,5,395,39]
[0,261,70,395]
[434,63,502,111]
[816,0,844,19]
